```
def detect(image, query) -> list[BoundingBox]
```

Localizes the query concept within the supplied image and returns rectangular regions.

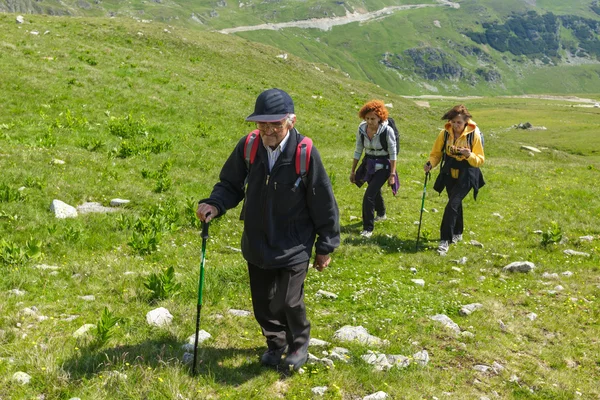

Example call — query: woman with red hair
[350,100,398,238]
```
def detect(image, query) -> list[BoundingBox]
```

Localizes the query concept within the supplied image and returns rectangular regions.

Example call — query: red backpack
[243,130,313,191]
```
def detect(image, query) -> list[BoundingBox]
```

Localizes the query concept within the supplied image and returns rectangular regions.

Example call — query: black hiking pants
[440,175,471,241]
[362,168,389,232]
[247,261,310,353]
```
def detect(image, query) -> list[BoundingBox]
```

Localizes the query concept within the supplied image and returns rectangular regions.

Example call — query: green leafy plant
[128,230,160,255]
[0,238,41,266]
[108,113,147,138]
[95,307,121,346]
[541,221,563,247]
[144,266,182,302]
[0,183,25,203]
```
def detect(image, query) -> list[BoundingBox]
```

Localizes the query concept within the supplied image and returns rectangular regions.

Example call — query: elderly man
[196,88,340,371]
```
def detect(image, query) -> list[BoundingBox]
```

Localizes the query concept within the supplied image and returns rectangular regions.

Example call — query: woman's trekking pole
[416,171,430,250]
[192,218,210,375]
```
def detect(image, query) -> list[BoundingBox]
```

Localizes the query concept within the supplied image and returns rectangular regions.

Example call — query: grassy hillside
[4,1,600,95]
[1,14,600,400]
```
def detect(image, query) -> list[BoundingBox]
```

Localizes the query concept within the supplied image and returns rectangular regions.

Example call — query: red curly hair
[358,100,388,121]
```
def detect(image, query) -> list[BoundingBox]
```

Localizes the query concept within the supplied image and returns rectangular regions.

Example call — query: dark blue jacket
[201,129,340,269]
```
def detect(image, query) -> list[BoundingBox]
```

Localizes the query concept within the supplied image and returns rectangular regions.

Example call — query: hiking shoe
[260,345,287,367]
[437,240,449,253]
[360,230,373,238]
[452,234,463,244]
[374,214,387,222]
[282,342,309,371]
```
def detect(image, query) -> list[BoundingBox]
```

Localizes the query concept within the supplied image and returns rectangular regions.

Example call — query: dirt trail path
[218,0,458,34]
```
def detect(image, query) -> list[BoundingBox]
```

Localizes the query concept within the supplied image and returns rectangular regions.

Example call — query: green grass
[1,14,599,400]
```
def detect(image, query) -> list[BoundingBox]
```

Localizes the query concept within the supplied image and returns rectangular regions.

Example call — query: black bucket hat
[246,88,294,122]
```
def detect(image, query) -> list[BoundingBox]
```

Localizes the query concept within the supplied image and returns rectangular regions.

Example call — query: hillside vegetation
[1,14,600,400]
[3,0,600,95]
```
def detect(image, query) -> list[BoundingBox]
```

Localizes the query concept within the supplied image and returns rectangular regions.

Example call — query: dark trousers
[440,176,471,241]
[247,262,310,352]
[362,168,389,231]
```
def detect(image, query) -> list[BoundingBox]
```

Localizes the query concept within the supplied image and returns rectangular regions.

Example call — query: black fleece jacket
[200,129,340,269]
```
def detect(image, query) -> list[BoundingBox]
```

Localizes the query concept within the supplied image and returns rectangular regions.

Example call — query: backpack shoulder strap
[440,130,448,168]
[244,129,261,170]
[293,136,313,191]
[468,131,474,149]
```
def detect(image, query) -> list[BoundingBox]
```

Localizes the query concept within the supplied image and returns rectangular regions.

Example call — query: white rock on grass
[309,338,330,347]
[146,307,173,327]
[77,202,119,214]
[579,235,594,241]
[333,325,386,345]
[473,364,492,373]
[542,272,559,280]
[16,15,25,23]
[185,330,212,347]
[430,314,461,334]
[521,145,541,153]
[413,350,429,366]
[526,313,538,321]
[316,289,338,299]
[563,249,590,257]
[312,386,328,396]
[78,295,95,301]
[51,159,66,165]
[364,391,388,400]
[470,240,484,248]
[562,271,573,277]
[502,261,535,273]
[361,351,392,371]
[9,289,26,296]
[459,303,483,316]
[110,198,130,207]
[411,279,425,287]
[228,309,251,317]
[50,200,78,219]
[73,324,96,338]
[12,371,31,385]
[34,264,59,271]
[182,352,194,364]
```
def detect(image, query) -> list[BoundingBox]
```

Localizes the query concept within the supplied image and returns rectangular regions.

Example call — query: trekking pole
[192,217,210,375]
[416,171,430,251]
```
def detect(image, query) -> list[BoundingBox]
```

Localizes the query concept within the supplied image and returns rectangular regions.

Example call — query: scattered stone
[460,331,475,338]
[309,338,330,347]
[50,200,78,219]
[276,53,288,60]
[224,246,241,252]
[499,320,507,331]
[9,289,26,296]
[521,145,541,153]
[333,326,386,345]
[409,267,417,273]
[315,289,338,299]
[37,315,49,322]
[187,330,211,345]
[79,295,95,302]
[51,159,66,165]
[228,309,251,317]
[459,303,483,316]
[430,314,460,334]
[361,351,391,370]
[502,261,535,273]
[106,371,128,380]
[554,285,564,291]
[34,264,60,271]
[492,361,505,372]
[77,202,119,214]
[492,212,503,219]
[477,276,486,282]
[349,215,358,221]
[470,240,484,248]
[526,313,537,321]
[451,266,462,272]
[509,374,519,382]
[542,272,559,280]
[364,391,388,400]
[411,279,425,287]
[563,249,590,257]
[20,307,38,316]
[73,324,96,338]
[579,235,594,242]
[12,371,31,385]
[182,352,193,364]
[473,364,492,373]
[516,122,532,129]
[16,15,24,23]
[533,230,543,234]
[312,386,328,396]
[146,307,173,327]
[110,198,130,207]
[413,350,429,366]
[562,271,573,277]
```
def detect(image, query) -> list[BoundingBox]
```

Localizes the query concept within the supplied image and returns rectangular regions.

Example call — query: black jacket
[201,129,340,269]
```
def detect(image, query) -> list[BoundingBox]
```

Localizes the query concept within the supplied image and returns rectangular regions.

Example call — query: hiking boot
[260,345,287,367]
[452,234,463,244]
[374,214,387,222]
[282,342,309,371]
[437,240,449,253]
[360,230,373,238]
